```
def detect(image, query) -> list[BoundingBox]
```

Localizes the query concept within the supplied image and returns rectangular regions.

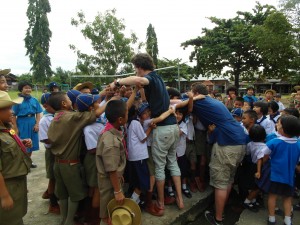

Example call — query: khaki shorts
[0,176,27,225]
[84,153,97,187]
[147,146,155,176]
[195,130,208,156]
[209,143,245,189]
[54,162,87,201]
[98,177,122,219]
[45,148,55,179]
[185,141,197,163]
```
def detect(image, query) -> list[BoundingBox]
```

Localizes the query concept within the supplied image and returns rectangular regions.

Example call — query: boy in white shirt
[253,102,275,135]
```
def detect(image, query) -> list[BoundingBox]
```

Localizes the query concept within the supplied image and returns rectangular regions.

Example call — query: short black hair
[268,101,279,113]
[249,124,266,142]
[246,86,255,92]
[283,108,300,118]
[167,87,181,99]
[105,100,127,123]
[18,81,33,92]
[48,92,67,111]
[191,83,208,95]
[280,115,300,137]
[253,101,269,115]
[243,109,258,121]
[226,86,238,95]
[131,53,155,71]
[235,96,244,103]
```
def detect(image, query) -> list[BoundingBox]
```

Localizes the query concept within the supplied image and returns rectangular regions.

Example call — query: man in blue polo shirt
[109,53,184,215]
[191,83,247,225]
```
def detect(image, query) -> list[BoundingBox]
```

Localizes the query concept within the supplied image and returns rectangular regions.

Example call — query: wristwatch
[115,78,121,87]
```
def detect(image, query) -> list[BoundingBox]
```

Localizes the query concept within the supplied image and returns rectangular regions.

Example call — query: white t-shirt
[39,114,53,148]
[84,122,105,150]
[175,121,188,157]
[257,116,275,135]
[246,141,268,163]
[186,115,195,141]
[276,101,285,111]
[194,118,206,131]
[142,118,153,147]
[127,120,148,161]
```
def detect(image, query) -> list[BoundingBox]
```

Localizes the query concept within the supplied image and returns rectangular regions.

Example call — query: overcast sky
[0,0,278,75]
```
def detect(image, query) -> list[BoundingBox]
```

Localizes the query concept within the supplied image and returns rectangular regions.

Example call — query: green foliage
[25,0,52,84]
[17,73,33,83]
[280,0,300,28]
[157,58,193,83]
[182,3,297,89]
[70,9,140,79]
[146,24,159,67]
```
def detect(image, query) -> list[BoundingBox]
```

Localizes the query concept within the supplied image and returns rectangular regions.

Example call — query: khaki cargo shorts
[209,143,245,189]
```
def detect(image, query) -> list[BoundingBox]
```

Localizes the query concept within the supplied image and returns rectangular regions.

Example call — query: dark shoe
[167,189,175,197]
[275,208,284,216]
[204,211,223,225]
[267,221,276,225]
[31,163,37,168]
[164,196,175,205]
[182,188,192,198]
[138,200,145,210]
[42,190,50,199]
[243,202,259,212]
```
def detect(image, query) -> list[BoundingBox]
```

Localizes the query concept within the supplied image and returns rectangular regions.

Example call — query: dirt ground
[24,144,61,225]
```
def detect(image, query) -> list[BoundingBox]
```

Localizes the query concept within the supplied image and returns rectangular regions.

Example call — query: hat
[0,69,11,76]
[67,89,81,105]
[91,88,99,95]
[294,85,300,91]
[264,89,276,96]
[76,93,100,112]
[107,198,141,225]
[48,82,59,90]
[41,93,51,105]
[137,103,149,116]
[231,108,244,117]
[0,91,22,108]
[275,93,281,98]
[73,82,93,91]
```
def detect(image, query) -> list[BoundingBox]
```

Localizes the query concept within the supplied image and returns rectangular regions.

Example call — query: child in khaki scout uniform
[0,91,32,225]
[47,92,107,225]
[96,100,128,225]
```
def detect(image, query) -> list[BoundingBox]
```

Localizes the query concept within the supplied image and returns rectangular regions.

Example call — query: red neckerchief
[101,122,128,158]
[1,129,27,154]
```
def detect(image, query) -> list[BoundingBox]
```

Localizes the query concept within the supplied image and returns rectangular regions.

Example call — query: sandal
[182,188,192,198]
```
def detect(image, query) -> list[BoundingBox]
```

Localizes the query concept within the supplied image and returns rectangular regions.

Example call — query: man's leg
[215,185,232,221]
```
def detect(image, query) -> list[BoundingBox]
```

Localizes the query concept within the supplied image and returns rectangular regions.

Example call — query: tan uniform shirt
[0,125,31,179]
[96,128,126,178]
[48,110,96,160]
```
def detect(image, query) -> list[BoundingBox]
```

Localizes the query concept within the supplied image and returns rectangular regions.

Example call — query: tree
[53,67,69,83]
[146,24,159,67]
[70,9,140,77]
[18,73,33,83]
[280,0,300,28]
[25,0,52,84]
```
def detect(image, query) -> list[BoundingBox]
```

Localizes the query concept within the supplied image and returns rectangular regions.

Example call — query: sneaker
[31,163,37,168]
[182,188,192,198]
[243,202,259,212]
[204,211,223,225]
[48,204,60,214]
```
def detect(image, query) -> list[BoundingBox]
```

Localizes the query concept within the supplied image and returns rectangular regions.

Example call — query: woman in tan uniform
[0,91,32,225]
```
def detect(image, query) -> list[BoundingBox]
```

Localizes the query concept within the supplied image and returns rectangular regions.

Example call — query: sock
[168,186,173,192]
[131,192,140,203]
[244,198,251,204]
[64,198,79,225]
[182,183,187,190]
[284,216,291,225]
[251,198,256,203]
[268,215,276,223]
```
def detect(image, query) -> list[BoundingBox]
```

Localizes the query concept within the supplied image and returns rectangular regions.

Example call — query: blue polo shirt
[144,71,176,126]
[193,96,247,145]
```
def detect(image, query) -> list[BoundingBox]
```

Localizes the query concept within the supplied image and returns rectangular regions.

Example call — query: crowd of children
[1,56,300,225]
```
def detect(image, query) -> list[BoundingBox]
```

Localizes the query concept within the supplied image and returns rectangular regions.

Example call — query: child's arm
[109,171,125,205]
[255,158,263,179]
[126,86,137,109]
[152,107,175,124]
[139,88,147,102]
[0,173,13,210]
[33,113,41,132]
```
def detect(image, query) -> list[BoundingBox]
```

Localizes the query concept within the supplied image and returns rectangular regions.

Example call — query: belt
[18,114,35,118]
[55,159,80,164]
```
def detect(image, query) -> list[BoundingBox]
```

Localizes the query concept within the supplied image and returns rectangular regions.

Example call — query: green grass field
[8,90,43,102]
